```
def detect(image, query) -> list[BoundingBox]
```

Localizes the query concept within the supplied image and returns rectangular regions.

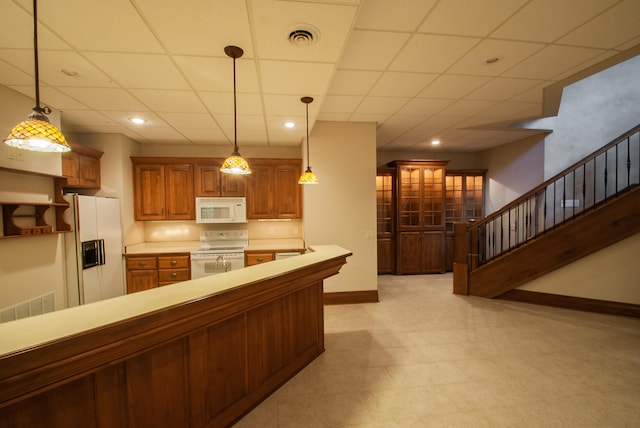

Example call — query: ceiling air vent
[288,25,319,47]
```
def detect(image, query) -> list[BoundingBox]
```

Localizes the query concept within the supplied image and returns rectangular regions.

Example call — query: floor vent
[0,292,55,323]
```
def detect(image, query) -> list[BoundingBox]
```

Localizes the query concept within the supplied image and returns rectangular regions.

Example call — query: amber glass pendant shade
[4,0,70,154]
[298,167,319,184]
[5,114,70,153]
[220,152,252,175]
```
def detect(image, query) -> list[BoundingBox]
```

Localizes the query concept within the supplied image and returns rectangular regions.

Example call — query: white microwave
[196,197,247,223]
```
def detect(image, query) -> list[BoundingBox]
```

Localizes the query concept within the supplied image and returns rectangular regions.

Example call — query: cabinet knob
[170,260,177,266]
[256,257,263,262]
[170,272,177,278]
[137,261,146,267]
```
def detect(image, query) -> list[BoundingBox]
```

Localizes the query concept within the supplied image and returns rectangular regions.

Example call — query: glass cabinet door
[422,166,444,227]
[376,174,393,235]
[398,166,421,227]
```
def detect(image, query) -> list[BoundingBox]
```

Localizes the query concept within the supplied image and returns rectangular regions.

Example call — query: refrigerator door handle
[97,239,106,266]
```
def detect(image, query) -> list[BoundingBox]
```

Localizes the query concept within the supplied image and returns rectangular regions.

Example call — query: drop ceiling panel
[251,0,357,62]
[2,2,71,50]
[214,114,266,131]
[129,90,207,113]
[58,110,120,128]
[30,0,164,53]
[57,87,149,111]
[327,70,381,95]
[557,0,640,49]
[180,128,228,144]
[174,56,259,92]
[369,72,438,97]
[418,75,491,99]
[134,0,252,56]
[438,99,497,116]
[83,53,190,90]
[258,61,334,95]
[396,98,455,116]
[354,97,408,116]
[354,0,436,31]
[337,30,410,70]
[262,94,320,117]
[200,92,264,115]
[447,39,546,76]
[420,0,527,37]
[491,0,619,43]
[466,77,543,101]
[157,113,219,129]
[0,64,32,86]
[390,34,480,73]
[320,95,363,114]
[503,45,607,79]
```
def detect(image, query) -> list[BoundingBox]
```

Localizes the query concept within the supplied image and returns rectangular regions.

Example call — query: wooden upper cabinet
[247,159,301,219]
[132,159,194,221]
[274,162,302,218]
[195,162,245,197]
[165,164,195,219]
[396,161,446,230]
[61,143,102,189]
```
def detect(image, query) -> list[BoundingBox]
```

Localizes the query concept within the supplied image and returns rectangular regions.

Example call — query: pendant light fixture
[220,45,251,175]
[298,96,319,184]
[4,0,70,153]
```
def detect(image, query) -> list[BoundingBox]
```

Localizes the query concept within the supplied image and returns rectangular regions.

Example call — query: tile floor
[235,274,640,427]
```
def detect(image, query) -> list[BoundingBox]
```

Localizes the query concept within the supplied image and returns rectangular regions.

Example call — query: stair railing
[467,124,640,270]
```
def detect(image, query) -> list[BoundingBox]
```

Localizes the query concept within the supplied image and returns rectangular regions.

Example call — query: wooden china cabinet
[390,160,448,274]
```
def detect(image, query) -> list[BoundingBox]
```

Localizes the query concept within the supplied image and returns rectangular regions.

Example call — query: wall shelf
[0,177,71,239]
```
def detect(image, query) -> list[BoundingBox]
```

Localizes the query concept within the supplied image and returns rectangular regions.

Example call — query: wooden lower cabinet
[245,252,275,266]
[126,253,190,293]
[377,238,393,274]
[397,231,445,274]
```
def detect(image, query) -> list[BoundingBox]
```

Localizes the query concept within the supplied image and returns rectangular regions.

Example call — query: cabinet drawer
[126,256,157,270]
[158,268,190,283]
[158,255,190,269]
[245,253,274,266]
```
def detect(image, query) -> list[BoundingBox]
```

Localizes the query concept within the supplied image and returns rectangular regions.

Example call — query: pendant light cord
[232,54,238,153]
[305,101,310,169]
[32,0,42,113]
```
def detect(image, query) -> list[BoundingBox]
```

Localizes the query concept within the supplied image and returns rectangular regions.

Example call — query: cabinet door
[247,164,275,219]
[377,238,393,274]
[274,162,301,218]
[422,166,444,227]
[397,232,422,274]
[77,154,101,188]
[398,166,421,228]
[422,231,445,273]
[195,164,221,197]
[221,173,246,197]
[126,269,158,293]
[61,153,80,186]
[165,164,195,220]
[134,164,165,220]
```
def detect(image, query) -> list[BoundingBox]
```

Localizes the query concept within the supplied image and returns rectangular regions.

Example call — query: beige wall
[303,121,378,293]
[519,233,640,304]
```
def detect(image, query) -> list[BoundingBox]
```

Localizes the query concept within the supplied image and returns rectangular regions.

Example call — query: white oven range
[190,230,248,279]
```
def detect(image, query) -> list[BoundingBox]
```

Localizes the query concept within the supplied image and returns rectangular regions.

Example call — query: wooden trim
[324,290,379,305]
[497,289,640,318]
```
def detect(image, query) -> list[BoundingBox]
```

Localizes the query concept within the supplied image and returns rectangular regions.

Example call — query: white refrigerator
[64,194,124,306]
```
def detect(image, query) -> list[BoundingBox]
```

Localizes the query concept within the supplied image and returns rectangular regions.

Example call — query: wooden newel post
[452,221,469,295]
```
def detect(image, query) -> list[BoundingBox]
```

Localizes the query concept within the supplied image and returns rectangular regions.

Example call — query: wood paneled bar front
[0,245,351,427]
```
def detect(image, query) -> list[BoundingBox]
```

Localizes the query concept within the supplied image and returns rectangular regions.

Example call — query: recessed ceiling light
[485,56,502,65]
[130,117,146,125]
[60,69,79,77]
[285,121,295,128]
[431,139,440,146]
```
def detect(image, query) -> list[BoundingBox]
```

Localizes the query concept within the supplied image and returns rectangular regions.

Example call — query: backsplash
[143,219,303,242]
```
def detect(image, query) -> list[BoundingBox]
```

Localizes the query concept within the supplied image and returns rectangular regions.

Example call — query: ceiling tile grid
[0,0,638,152]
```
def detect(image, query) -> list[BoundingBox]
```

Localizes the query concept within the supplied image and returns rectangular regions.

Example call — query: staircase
[453,124,640,311]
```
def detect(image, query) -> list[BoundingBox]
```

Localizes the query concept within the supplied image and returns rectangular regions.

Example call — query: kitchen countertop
[245,238,305,252]
[125,241,200,254]
[125,239,306,254]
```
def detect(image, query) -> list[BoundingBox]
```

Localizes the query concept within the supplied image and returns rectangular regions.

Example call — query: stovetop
[192,229,249,254]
